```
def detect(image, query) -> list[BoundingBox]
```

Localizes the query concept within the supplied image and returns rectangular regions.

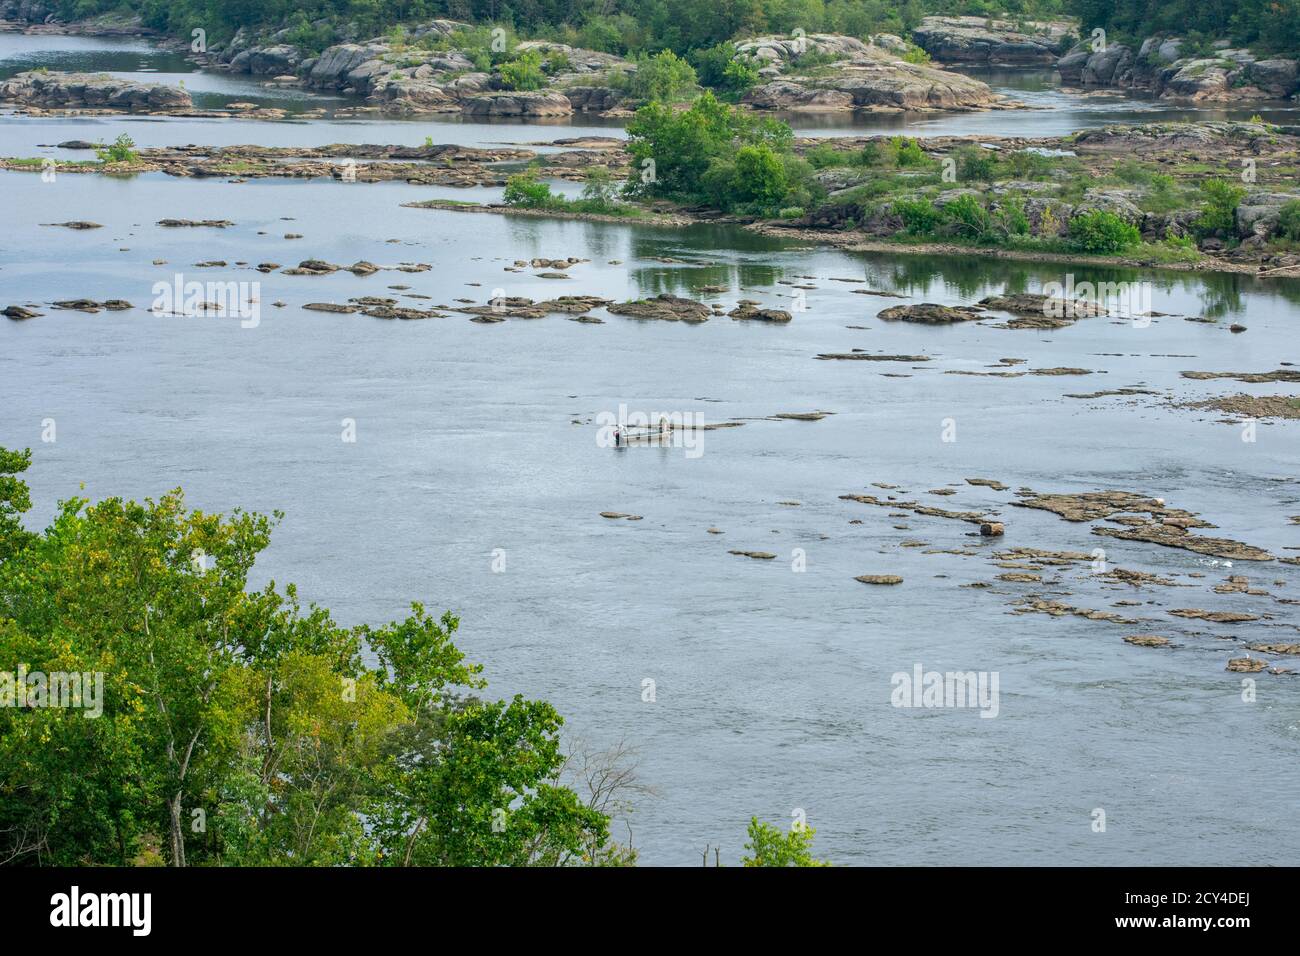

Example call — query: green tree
[0,447,624,868]
[498,51,545,91]
[629,49,699,103]
[741,817,831,867]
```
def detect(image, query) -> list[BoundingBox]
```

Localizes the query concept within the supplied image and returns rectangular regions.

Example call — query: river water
[1,32,1298,866]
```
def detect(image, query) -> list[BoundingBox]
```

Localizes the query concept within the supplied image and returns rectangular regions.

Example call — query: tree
[498,51,545,91]
[628,50,699,103]
[741,817,831,867]
[0,446,33,563]
[0,446,623,868]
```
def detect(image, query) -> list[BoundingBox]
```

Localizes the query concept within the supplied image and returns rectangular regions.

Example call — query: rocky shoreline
[1056,35,1300,102]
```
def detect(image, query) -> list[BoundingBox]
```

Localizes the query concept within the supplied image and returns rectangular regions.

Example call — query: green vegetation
[690,43,759,97]
[42,0,1069,61]
[1278,199,1300,241]
[503,168,641,216]
[624,92,818,216]
[1069,0,1300,57]
[497,50,546,91]
[95,133,139,165]
[741,818,831,867]
[1194,179,1246,238]
[620,50,699,103]
[1067,209,1141,252]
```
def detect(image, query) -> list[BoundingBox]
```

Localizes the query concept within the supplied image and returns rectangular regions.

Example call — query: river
[1,31,1298,866]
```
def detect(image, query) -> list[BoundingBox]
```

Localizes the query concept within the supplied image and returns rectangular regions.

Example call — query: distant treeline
[51,0,1068,53]
[1066,0,1300,55]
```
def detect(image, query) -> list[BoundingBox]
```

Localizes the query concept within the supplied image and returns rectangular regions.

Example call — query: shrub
[996,197,1030,237]
[893,137,926,167]
[542,51,572,75]
[893,197,942,235]
[691,43,758,95]
[941,193,994,240]
[503,172,555,208]
[806,143,853,169]
[732,144,789,208]
[95,133,138,165]
[1275,199,1300,240]
[1068,209,1141,253]
[778,206,805,219]
[498,51,545,91]
[957,146,997,182]
[1194,179,1246,238]
[628,50,698,103]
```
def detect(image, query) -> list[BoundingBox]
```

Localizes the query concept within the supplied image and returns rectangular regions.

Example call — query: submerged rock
[855,574,903,585]
[1123,634,1172,647]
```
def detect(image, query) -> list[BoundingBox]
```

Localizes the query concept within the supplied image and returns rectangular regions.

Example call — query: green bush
[942,193,994,240]
[893,137,926,167]
[1068,210,1141,253]
[1275,199,1300,240]
[957,146,998,182]
[1194,179,1246,238]
[503,172,555,208]
[691,43,758,95]
[542,51,572,75]
[627,50,698,103]
[893,197,942,235]
[95,133,138,165]
[498,51,545,91]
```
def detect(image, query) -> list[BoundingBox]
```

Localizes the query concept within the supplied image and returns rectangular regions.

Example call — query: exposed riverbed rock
[0,70,192,112]
[1123,634,1172,647]
[877,303,984,324]
[911,16,1072,66]
[729,301,792,322]
[1183,394,1300,421]
[607,294,710,323]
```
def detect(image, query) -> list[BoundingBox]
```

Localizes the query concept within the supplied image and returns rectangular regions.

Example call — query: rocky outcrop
[736,34,1004,112]
[912,16,1073,66]
[0,70,192,112]
[228,44,301,76]
[282,26,633,114]
[1057,35,1300,101]
[1235,191,1300,240]
[460,91,572,116]
[735,33,875,66]
[564,86,624,112]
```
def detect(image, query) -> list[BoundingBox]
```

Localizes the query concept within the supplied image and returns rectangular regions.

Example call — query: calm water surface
[1,33,1298,866]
